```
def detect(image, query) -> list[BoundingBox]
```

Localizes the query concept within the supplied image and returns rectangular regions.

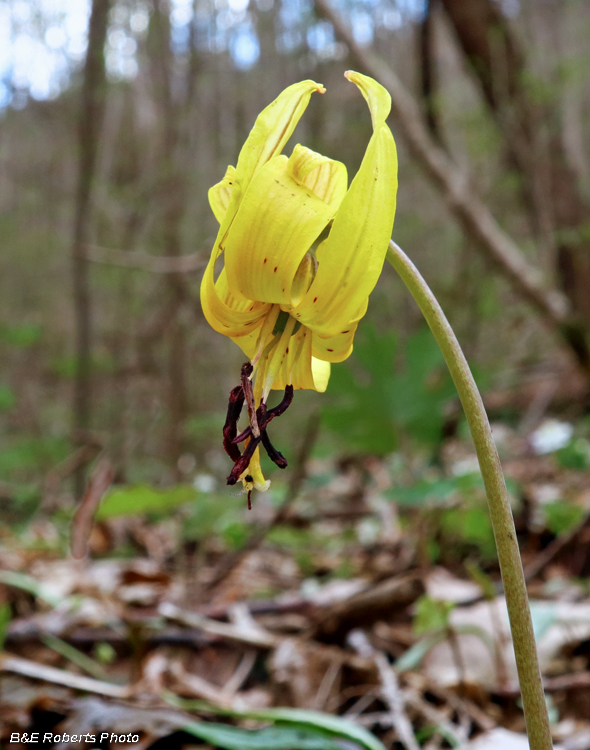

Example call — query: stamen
[252,305,281,367]
[262,314,297,401]
[232,425,252,444]
[227,435,261,485]
[222,385,244,462]
[261,430,288,468]
[266,385,294,419]
[241,362,260,438]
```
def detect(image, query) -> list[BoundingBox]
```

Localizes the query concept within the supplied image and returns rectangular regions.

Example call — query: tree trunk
[439,0,590,369]
[72,0,111,497]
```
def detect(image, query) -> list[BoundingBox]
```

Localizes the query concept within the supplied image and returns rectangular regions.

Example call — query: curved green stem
[386,241,552,750]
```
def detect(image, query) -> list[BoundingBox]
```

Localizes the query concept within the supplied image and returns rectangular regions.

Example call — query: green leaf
[544,501,585,537]
[0,323,42,348]
[0,603,11,652]
[0,385,15,412]
[183,721,354,750]
[0,570,61,607]
[414,596,454,635]
[96,484,197,519]
[395,630,447,672]
[323,324,455,455]
[556,439,590,470]
[166,695,387,750]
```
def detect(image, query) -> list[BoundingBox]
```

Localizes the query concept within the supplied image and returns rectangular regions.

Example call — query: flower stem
[386,241,552,750]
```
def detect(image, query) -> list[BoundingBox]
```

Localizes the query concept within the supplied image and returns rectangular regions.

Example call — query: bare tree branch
[81,243,204,273]
[314,0,589,369]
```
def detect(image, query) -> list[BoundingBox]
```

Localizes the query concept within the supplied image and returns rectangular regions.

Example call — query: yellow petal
[201,261,270,337]
[292,73,398,338]
[344,70,391,129]
[234,80,325,192]
[271,326,331,393]
[208,165,236,224]
[224,155,337,305]
[240,446,270,492]
[311,357,331,392]
[311,312,364,363]
[287,144,348,208]
[290,253,315,307]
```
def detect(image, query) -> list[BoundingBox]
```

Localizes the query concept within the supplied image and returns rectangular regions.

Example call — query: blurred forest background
[2,0,590,747]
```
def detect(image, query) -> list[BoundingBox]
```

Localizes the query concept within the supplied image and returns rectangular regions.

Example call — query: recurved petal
[287,144,348,208]
[292,74,398,338]
[209,165,236,224]
[344,70,391,129]
[224,155,336,306]
[200,256,270,338]
[235,80,325,192]
[311,309,364,363]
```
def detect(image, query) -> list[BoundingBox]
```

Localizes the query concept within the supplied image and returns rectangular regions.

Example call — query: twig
[221,649,257,698]
[402,688,465,747]
[70,455,114,559]
[169,661,233,706]
[524,509,590,582]
[158,602,279,649]
[81,243,204,274]
[386,241,552,750]
[0,654,130,698]
[348,630,421,750]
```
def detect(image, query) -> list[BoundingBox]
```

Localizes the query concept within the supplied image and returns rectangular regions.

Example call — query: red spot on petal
[274,266,278,272]
[327,348,334,352]
[264,258,267,264]
[313,297,318,302]
[342,330,349,333]
[286,348,289,353]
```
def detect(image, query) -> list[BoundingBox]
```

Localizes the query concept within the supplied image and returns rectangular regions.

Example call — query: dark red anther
[261,430,288,469]
[227,435,261,485]
[223,385,244,462]
[232,425,252,445]
[266,385,294,421]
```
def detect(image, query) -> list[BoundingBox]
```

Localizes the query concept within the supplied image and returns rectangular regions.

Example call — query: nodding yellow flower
[201,71,398,504]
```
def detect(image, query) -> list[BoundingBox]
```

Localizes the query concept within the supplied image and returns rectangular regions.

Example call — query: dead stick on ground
[0,654,130,699]
[348,630,421,750]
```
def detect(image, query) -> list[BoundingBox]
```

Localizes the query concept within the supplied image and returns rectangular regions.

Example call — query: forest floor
[2,396,590,750]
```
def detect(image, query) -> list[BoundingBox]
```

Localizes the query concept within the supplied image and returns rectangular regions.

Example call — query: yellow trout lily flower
[201,71,398,504]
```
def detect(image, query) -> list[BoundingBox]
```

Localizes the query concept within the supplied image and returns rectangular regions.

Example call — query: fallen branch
[158,601,280,649]
[0,653,131,698]
[348,629,421,750]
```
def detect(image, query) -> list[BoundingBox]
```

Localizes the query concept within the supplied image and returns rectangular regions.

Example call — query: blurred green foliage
[0,384,16,412]
[97,484,198,519]
[413,595,454,635]
[556,438,590,470]
[0,322,42,348]
[544,501,586,537]
[322,324,456,455]
[0,435,69,482]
